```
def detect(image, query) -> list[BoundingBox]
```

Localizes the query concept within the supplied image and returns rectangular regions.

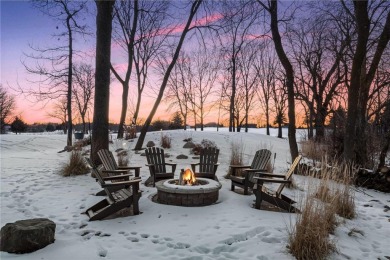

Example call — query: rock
[183,138,192,142]
[176,154,188,159]
[192,156,200,160]
[0,218,56,253]
[146,141,155,147]
[165,153,171,158]
[183,141,195,149]
[140,153,146,156]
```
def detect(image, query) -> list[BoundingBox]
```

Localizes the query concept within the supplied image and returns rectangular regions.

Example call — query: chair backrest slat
[98,149,118,171]
[199,148,219,173]
[251,149,272,170]
[275,155,302,196]
[145,147,167,174]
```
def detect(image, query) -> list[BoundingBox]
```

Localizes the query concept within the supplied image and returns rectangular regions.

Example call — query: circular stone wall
[155,178,222,207]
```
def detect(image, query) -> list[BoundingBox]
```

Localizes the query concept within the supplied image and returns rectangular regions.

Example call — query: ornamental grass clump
[160,133,172,148]
[288,195,336,260]
[225,141,244,178]
[61,151,89,176]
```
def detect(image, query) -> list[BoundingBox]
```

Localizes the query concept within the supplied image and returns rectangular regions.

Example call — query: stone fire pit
[155,178,222,207]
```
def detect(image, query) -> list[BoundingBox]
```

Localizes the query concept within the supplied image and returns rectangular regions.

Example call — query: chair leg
[244,186,248,195]
[231,182,235,191]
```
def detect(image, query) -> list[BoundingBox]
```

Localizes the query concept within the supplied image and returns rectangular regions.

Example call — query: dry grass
[61,151,90,176]
[160,133,171,148]
[118,154,129,167]
[225,141,244,178]
[288,158,356,259]
[288,196,336,260]
[300,139,329,162]
[315,159,356,219]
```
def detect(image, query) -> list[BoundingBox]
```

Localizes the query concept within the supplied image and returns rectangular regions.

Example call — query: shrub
[118,154,129,167]
[288,196,336,260]
[225,141,244,178]
[160,133,171,148]
[192,139,218,155]
[61,151,89,176]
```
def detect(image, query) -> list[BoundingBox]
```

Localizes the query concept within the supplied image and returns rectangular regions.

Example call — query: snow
[1,128,389,260]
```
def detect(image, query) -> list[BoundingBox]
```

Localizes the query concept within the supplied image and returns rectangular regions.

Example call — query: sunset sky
[1,1,180,125]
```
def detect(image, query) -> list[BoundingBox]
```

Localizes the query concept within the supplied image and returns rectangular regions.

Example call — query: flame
[181,169,197,185]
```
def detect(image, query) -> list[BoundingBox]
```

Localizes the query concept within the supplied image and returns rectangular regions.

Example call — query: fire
[179,168,197,185]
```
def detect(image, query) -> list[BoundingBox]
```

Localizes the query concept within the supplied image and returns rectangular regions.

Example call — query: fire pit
[155,169,222,206]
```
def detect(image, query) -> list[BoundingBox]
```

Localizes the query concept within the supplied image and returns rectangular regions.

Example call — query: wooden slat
[275,155,302,196]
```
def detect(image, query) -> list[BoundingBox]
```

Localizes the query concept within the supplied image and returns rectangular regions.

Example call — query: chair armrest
[165,163,177,166]
[253,177,291,184]
[101,178,141,188]
[118,166,142,170]
[230,165,251,169]
[244,169,267,173]
[166,163,177,174]
[102,174,132,181]
[101,169,128,174]
[256,172,285,178]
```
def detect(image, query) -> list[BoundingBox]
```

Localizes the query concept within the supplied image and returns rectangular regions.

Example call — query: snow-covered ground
[1,128,389,259]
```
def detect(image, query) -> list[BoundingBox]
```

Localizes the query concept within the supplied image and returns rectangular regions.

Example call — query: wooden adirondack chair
[253,155,302,213]
[230,149,272,195]
[145,147,176,186]
[85,167,141,221]
[84,157,135,196]
[98,149,141,178]
[191,147,220,181]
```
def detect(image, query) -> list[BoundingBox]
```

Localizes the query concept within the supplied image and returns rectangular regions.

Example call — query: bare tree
[186,47,219,130]
[237,42,260,132]
[21,0,88,146]
[47,97,68,134]
[91,0,115,165]
[134,0,203,150]
[219,0,260,132]
[132,0,170,125]
[254,43,278,135]
[258,0,299,161]
[272,77,288,138]
[289,9,348,141]
[166,52,192,129]
[0,85,16,134]
[343,1,390,165]
[110,0,138,139]
[73,63,94,133]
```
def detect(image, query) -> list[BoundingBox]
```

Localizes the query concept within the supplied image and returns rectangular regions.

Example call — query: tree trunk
[265,103,270,135]
[315,106,326,141]
[91,0,115,165]
[66,17,73,147]
[344,2,370,163]
[269,1,299,161]
[115,0,138,139]
[230,57,236,132]
[278,122,282,138]
[134,0,202,150]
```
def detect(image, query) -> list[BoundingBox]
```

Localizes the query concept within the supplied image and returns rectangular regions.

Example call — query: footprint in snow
[98,248,107,257]
[127,237,139,242]
[140,233,149,238]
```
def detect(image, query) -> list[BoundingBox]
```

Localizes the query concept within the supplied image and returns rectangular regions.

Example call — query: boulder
[146,141,155,147]
[0,218,56,254]
[176,154,189,159]
[183,141,195,149]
